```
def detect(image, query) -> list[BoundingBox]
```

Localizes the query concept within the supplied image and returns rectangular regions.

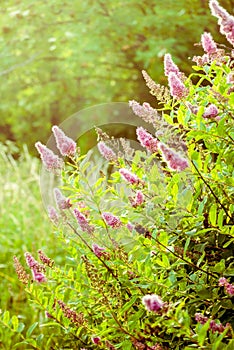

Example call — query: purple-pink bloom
[35,142,63,173]
[129,100,158,125]
[97,141,117,161]
[159,143,189,172]
[142,294,164,313]
[209,0,234,46]
[195,313,230,333]
[91,336,101,345]
[164,53,181,77]
[92,243,106,258]
[168,72,187,99]
[136,127,159,153]
[219,277,234,296]
[24,252,47,283]
[73,208,94,234]
[52,125,76,157]
[201,32,218,54]
[130,190,145,208]
[119,168,141,185]
[202,104,219,119]
[195,313,209,325]
[218,277,228,286]
[225,283,234,296]
[25,252,43,270]
[47,206,59,225]
[102,212,122,228]
[53,188,72,210]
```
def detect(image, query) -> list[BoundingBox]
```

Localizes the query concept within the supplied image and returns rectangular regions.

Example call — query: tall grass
[0,142,62,341]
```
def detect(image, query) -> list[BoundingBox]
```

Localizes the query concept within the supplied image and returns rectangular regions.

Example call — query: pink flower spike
[47,206,59,225]
[201,32,217,54]
[130,190,145,207]
[203,104,219,119]
[135,191,144,205]
[97,141,117,161]
[209,0,234,46]
[73,208,94,234]
[92,243,106,258]
[136,127,159,153]
[35,142,63,173]
[53,188,72,210]
[102,212,122,228]
[52,125,76,157]
[209,0,229,20]
[142,294,164,313]
[168,72,187,99]
[129,100,158,125]
[119,168,141,185]
[24,252,46,283]
[164,53,180,77]
[159,143,189,172]
[25,252,43,271]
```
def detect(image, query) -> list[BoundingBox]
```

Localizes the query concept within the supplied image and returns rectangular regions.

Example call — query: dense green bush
[0,0,232,152]
[1,0,234,349]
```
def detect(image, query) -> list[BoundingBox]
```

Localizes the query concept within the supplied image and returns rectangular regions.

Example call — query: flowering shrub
[5,0,234,348]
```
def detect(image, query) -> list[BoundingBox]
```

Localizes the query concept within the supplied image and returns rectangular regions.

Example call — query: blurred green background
[0,0,232,154]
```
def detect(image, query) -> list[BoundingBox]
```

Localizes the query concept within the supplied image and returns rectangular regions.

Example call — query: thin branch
[151,236,218,279]
[191,161,234,224]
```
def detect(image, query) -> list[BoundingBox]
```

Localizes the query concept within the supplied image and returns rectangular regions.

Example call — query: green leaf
[218,209,224,229]
[196,321,210,346]
[26,322,38,338]
[3,310,10,324]
[17,322,25,333]
[209,203,217,226]
[211,259,225,273]
[120,295,139,315]
[11,315,19,332]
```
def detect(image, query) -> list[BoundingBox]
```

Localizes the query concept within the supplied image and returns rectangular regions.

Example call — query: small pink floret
[54,188,72,210]
[159,143,189,172]
[73,208,94,234]
[102,212,122,228]
[119,168,140,185]
[52,125,76,157]
[35,142,63,173]
[168,72,187,99]
[201,32,217,54]
[142,294,164,312]
[164,53,181,77]
[136,127,159,153]
[92,243,106,258]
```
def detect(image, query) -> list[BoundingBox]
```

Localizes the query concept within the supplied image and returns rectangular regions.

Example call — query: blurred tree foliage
[0,0,232,153]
